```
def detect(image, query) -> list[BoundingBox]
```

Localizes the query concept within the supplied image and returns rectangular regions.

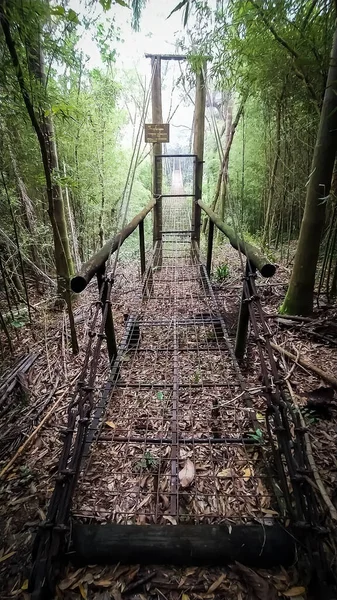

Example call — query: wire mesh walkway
[73,172,279,526]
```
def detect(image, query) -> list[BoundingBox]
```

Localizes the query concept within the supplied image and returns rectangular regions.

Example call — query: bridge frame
[148,53,206,250]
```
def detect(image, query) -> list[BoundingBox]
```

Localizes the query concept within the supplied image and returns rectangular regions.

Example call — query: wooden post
[96,268,117,364]
[192,65,206,244]
[139,220,146,277]
[206,219,214,276]
[151,56,163,256]
[235,261,256,359]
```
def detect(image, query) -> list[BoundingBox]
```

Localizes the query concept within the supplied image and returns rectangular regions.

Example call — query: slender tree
[281,23,337,315]
[0,1,78,352]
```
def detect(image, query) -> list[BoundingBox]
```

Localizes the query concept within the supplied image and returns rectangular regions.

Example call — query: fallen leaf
[111,585,123,600]
[162,515,177,525]
[217,468,234,478]
[21,580,29,591]
[105,421,116,429]
[207,573,226,593]
[242,467,253,480]
[182,594,190,600]
[261,508,279,516]
[0,551,15,563]
[185,567,198,576]
[95,579,113,587]
[79,583,87,599]
[179,459,195,487]
[233,563,278,600]
[256,412,264,422]
[283,587,306,597]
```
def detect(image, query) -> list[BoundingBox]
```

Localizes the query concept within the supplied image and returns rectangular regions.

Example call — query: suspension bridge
[28,55,332,599]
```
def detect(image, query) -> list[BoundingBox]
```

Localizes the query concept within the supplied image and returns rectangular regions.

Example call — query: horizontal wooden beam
[72,524,295,568]
[198,200,276,278]
[145,53,187,61]
[71,199,155,293]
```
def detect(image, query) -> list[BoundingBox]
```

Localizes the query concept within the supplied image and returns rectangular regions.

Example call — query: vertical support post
[151,56,163,264]
[192,64,206,245]
[97,267,117,364]
[139,219,146,277]
[206,218,214,276]
[235,260,256,360]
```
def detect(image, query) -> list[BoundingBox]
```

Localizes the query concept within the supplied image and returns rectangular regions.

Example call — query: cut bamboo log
[71,199,155,293]
[198,200,276,277]
[72,523,296,568]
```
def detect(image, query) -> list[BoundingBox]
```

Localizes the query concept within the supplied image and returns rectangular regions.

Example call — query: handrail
[197,200,276,278]
[71,199,156,293]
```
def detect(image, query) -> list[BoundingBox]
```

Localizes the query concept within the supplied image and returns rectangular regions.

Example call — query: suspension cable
[107,58,158,279]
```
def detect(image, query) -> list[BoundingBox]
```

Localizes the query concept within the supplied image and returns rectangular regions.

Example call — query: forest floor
[1,240,337,600]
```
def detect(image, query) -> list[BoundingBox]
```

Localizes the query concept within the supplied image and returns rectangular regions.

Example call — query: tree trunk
[0,4,78,353]
[202,97,245,235]
[281,25,337,315]
[29,44,74,299]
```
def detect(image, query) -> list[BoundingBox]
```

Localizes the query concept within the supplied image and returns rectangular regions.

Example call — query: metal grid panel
[73,170,278,526]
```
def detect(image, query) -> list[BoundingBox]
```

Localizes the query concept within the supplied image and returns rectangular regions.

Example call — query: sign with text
[145,123,170,143]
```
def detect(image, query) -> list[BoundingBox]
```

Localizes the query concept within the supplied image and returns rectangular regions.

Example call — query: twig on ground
[0,371,81,479]
[271,342,337,389]
[282,360,337,522]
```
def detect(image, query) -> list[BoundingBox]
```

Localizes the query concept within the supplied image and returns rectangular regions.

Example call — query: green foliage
[0,0,151,282]
[180,0,336,278]
[247,428,264,443]
[11,319,27,329]
[168,0,190,27]
[136,450,158,471]
[214,263,229,282]
[193,370,201,383]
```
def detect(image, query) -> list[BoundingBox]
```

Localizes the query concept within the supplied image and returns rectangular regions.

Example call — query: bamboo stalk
[271,342,337,389]
[283,368,337,521]
[71,199,155,293]
[198,200,276,277]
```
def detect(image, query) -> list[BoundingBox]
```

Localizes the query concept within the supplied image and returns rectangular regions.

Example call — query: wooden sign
[145,123,170,143]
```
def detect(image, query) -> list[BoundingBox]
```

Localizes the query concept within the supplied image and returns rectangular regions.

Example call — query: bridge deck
[73,185,278,527]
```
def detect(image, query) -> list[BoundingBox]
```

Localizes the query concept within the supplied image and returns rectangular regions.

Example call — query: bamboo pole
[0,373,80,480]
[71,199,155,293]
[284,374,337,521]
[198,200,276,277]
[192,66,206,244]
[271,342,337,389]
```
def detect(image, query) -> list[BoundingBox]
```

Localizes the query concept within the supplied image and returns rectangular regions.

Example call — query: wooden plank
[145,53,187,60]
[145,123,169,143]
